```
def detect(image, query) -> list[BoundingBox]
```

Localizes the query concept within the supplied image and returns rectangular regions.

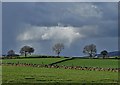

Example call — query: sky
[2,2,118,57]
[0,2,2,56]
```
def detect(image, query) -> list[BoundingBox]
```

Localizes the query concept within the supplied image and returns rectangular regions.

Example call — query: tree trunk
[25,51,27,57]
[57,52,60,57]
[89,54,92,58]
[103,55,105,59]
[58,53,59,57]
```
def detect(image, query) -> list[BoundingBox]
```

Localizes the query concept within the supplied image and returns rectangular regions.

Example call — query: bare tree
[52,43,64,57]
[101,50,108,59]
[20,46,34,57]
[83,44,97,58]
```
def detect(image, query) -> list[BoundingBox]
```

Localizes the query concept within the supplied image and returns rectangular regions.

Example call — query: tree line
[7,43,109,58]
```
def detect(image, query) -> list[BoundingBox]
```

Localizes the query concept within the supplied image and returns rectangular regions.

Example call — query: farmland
[2,57,119,84]
[2,65,118,84]
[2,58,67,65]
[2,58,118,68]
[56,58,118,68]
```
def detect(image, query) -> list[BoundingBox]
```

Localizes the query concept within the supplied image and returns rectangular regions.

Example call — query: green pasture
[2,58,67,65]
[56,59,118,68]
[2,58,119,68]
[2,66,118,84]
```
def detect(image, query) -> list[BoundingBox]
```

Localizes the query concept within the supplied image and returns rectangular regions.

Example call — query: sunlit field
[2,65,118,84]
[2,58,118,68]
[56,58,118,68]
[2,57,119,84]
[2,58,67,65]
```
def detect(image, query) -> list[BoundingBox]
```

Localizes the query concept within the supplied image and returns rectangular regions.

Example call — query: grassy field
[2,58,67,65]
[2,58,119,84]
[2,58,118,68]
[2,65,118,84]
[56,59,118,68]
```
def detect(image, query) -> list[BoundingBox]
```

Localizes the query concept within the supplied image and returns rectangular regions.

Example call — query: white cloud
[17,24,83,46]
[17,24,100,49]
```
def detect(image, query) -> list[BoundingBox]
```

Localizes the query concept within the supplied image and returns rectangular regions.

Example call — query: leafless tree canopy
[83,44,97,58]
[52,43,64,56]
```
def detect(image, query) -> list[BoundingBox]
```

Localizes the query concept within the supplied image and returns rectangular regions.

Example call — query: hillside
[96,51,120,57]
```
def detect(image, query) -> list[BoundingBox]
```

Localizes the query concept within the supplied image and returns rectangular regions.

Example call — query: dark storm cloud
[2,2,118,56]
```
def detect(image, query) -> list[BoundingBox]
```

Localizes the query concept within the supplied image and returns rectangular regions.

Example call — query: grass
[2,58,119,68]
[56,59,118,68]
[2,58,67,65]
[2,58,119,84]
[2,65,118,84]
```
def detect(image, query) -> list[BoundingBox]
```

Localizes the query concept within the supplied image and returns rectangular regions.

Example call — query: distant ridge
[97,51,120,57]
[108,51,120,57]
